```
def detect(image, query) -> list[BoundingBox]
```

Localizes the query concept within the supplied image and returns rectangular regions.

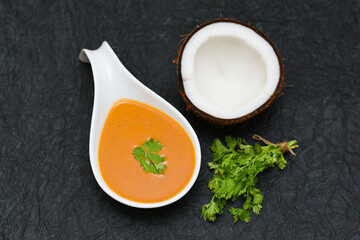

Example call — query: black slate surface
[1,0,360,239]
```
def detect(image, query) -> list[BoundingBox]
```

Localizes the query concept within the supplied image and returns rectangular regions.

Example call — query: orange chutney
[98,99,196,203]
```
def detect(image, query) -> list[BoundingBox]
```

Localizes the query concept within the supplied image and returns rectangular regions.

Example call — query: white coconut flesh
[181,22,280,119]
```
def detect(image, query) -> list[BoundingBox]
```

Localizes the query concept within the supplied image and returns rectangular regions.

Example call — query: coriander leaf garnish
[132,138,166,174]
[201,135,298,223]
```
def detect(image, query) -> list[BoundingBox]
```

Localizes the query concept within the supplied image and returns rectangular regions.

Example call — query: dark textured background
[1,0,360,239]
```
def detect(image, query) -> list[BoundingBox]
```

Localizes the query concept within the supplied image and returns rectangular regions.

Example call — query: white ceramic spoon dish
[79,41,201,208]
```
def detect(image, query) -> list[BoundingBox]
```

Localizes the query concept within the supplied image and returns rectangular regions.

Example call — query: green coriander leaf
[252,204,262,215]
[149,161,157,173]
[225,136,238,150]
[132,138,166,174]
[153,162,167,173]
[211,138,231,162]
[143,138,163,152]
[139,159,150,172]
[149,153,165,164]
[208,162,219,170]
[229,207,250,223]
[201,197,227,222]
[132,147,145,160]
[250,188,263,205]
[239,143,253,154]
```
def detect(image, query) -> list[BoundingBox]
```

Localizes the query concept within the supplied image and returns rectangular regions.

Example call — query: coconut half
[177,18,284,125]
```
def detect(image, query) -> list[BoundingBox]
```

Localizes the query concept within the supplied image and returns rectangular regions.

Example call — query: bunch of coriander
[201,135,298,223]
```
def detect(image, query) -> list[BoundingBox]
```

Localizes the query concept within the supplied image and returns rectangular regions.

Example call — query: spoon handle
[79,41,145,104]
[79,41,131,86]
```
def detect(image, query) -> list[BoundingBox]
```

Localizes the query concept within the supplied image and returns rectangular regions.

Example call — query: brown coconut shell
[176,18,285,125]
